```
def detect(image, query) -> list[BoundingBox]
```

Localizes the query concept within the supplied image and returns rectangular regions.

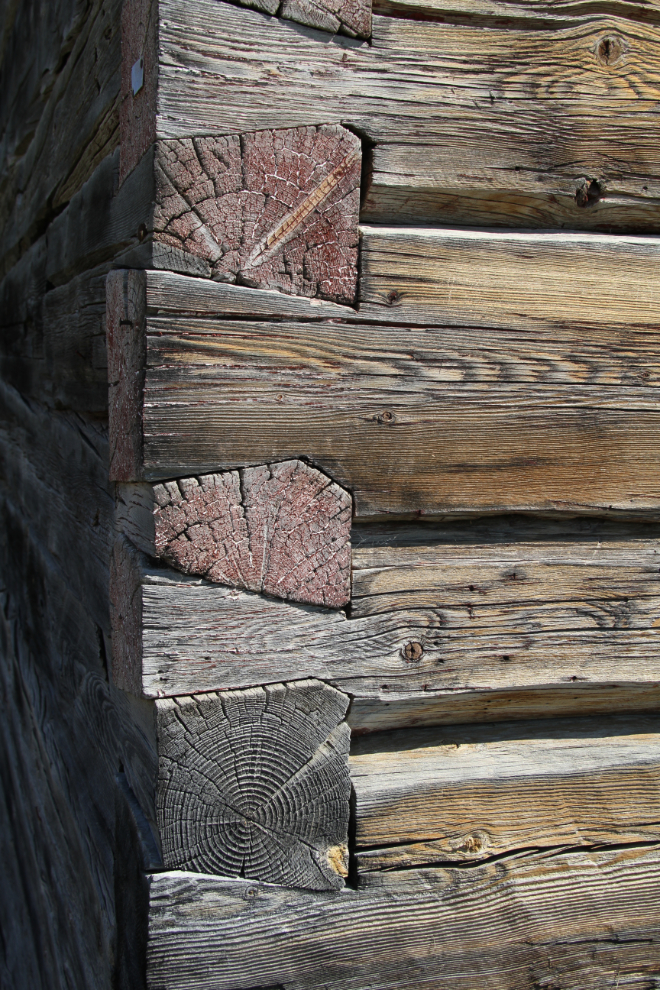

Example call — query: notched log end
[153,125,361,305]
[156,680,351,890]
[146,459,352,607]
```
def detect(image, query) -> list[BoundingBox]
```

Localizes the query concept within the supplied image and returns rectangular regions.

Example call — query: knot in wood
[403,641,424,663]
[596,35,625,66]
[156,680,351,890]
[377,410,395,425]
[575,177,602,208]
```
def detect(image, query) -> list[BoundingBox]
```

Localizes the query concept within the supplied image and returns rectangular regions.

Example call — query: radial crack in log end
[119,459,352,607]
[280,0,371,37]
[153,125,361,304]
[155,680,351,889]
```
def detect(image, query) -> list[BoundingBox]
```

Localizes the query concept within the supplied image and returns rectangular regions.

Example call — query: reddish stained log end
[107,269,146,483]
[152,460,352,607]
[153,125,361,304]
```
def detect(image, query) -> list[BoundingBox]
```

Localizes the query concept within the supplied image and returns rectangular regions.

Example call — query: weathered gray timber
[350,714,660,871]
[107,262,660,516]
[155,681,350,888]
[147,845,660,989]
[124,0,660,231]
[117,462,352,607]
[0,0,122,280]
[373,0,660,25]
[110,535,660,720]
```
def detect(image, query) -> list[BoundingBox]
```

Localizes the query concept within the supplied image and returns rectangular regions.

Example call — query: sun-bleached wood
[359,226,660,328]
[124,0,660,231]
[148,845,660,989]
[373,0,660,25]
[116,460,352,607]
[350,714,660,871]
[107,260,660,515]
[112,537,660,713]
[155,680,350,889]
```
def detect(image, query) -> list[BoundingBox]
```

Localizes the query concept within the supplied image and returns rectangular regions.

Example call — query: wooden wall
[3,0,660,986]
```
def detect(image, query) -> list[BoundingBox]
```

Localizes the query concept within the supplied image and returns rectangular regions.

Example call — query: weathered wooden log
[109,525,660,722]
[148,845,660,989]
[116,460,352,607]
[0,0,122,281]
[155,680,350,888]
[350,714,660,871]
[121,0,660,231]
[107,263,660,516]
[121,0,369,176]
[373,0,660,26]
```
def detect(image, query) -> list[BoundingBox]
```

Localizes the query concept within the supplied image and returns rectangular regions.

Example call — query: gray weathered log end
[118,459,353,607]
[155,679,351,889]
[153,125,361,303]
[107,269,146,482]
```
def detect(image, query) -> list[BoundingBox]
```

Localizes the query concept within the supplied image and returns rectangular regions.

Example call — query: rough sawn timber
[350,714,660,871]
[125,0,660,231]
[116,460,352,607]
[155,680,350,889]
[147,845,660,989]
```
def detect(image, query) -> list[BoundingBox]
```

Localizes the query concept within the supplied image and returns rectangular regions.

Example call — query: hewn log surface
[147,845,660,989]
[116,538,660,707]
[350,714,660,871]
[155,680,350,889]
[117,460,352,607]
[110,254,660,514]
[128,0,660,231]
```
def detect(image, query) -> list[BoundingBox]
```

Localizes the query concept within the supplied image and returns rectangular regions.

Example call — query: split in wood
[116,460,352,608]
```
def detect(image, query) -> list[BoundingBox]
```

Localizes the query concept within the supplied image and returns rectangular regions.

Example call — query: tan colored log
[147,845,660,989]
[125,0,660,230]
[350,714,660,870]
[107,259,660,516]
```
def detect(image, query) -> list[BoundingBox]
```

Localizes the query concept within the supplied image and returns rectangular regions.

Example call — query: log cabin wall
[2,1,660,989]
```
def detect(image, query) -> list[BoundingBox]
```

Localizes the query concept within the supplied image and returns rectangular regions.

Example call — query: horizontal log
[359,226,660,329]
[373,0,660,26]
[110,536,660,715]
[147,845,660,989]
[128,0,660,230]
[108,263,660,515]
[350,714,660,870]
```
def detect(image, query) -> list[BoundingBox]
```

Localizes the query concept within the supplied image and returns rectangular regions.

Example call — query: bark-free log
[109,526,660,714]
[350,714,660,872]
[148,845,660,990]
[121,0,660,231]
[107,263,660,516]
[116,460,352,607]
[155,680,350,889]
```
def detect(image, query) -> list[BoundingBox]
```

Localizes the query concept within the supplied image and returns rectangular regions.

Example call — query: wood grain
[106,269,146,483]
[146,1,660,230]
[373,0,660,27]
[155,680,350,889]
[147,845,660,989]
[115,547,660,709]
[117,460,352,607]
[152,127,360,303]
[350,714,660,870]
[116,290,660,515]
